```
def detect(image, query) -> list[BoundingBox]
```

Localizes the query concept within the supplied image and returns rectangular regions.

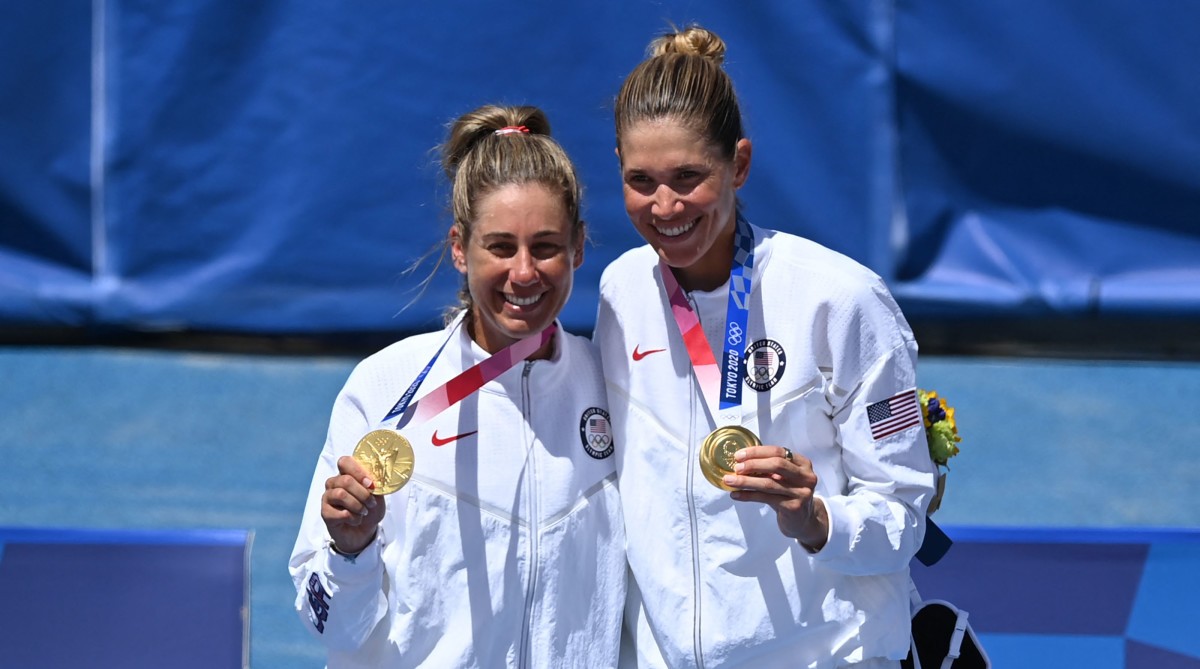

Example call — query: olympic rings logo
[726,322,744,346]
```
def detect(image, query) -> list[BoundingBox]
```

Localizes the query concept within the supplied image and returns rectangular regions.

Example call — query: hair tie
[494,125,530,136]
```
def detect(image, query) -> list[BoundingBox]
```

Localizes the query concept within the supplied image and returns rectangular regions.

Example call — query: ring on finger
[782,447,794,462]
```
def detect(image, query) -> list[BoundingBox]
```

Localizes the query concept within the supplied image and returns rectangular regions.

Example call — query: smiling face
[619,119,751,291]
[451,182,583,358]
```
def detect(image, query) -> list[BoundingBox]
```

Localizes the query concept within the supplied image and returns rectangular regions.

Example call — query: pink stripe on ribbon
[660,264,723,415]
[405,324,555,426]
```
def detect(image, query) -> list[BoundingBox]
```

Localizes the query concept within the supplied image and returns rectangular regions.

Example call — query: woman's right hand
[321,455,386,555]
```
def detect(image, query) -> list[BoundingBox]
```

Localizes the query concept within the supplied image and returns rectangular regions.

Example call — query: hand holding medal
[701,427,828,550]
[321,454,386,557]
[724,443,829,551]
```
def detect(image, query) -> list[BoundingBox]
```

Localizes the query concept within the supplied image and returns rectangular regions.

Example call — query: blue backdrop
[2,1,1198,336]
[0,527,250,668]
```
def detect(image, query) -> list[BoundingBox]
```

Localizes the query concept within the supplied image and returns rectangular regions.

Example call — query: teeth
[506,293,542,307]
[655,219,697,237]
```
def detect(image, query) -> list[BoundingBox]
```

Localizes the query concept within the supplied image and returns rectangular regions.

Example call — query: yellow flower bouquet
[918,389,961,514]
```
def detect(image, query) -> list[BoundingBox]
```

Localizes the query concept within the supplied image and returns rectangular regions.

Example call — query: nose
[651,184,682,219]
[510,248,538,285]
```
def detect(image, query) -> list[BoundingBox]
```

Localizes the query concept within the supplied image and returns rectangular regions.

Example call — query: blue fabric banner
[0,526,249,668]
[2,1,1197,336]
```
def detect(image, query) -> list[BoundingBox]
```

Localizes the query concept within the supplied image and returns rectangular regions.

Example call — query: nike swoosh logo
[632,345,666,361]
[431,430,478,447]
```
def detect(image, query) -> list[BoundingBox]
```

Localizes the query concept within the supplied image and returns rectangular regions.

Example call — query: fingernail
[734,450,746,461]
[362,477,374,488]
[723,475,736,485]
[359,507,369,516]
[366,497,377,509]
[733,463,744,473]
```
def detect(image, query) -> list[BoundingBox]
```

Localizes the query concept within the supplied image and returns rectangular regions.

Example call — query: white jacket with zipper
[596,224,937,668]
[290,318,625,668]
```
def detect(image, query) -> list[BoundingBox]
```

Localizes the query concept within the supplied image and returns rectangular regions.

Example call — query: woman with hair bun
[595,26,937,668]
[291,104,624,668]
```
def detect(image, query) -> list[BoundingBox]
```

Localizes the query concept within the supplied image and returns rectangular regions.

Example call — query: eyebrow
[623,163,709,175]
[477,230,566,241]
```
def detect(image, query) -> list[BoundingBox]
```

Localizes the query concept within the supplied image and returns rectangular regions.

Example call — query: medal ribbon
[658,215,755,426]
[383,318,557,429]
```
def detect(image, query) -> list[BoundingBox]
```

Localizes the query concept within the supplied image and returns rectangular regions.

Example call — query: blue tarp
[911,526,1200,667]
[0,526,250,668]
[2,1,1197,336]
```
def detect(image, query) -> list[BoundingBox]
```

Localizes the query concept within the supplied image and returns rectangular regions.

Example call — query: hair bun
[649,25,726,64]
[441,105,551,177]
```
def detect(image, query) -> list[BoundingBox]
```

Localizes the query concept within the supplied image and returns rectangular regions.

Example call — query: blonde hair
[614,25,744,160]
[438,104,584,320]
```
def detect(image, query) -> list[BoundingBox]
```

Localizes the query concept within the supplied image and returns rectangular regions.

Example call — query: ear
[449,227,468,274]
[732,138,752,189]
[572,225,586,270]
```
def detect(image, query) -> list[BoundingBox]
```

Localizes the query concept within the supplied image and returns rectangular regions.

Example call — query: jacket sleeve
[288,370,391,651]
[811,278,938,575]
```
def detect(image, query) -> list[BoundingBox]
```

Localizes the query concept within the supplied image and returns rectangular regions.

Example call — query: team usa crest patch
[743,339,786,391]
[579,407,614,459]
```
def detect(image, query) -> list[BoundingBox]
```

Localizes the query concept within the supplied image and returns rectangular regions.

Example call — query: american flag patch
[866,389,922,440]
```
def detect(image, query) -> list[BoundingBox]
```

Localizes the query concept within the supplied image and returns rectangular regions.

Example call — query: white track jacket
[596,224,937,668]
[290,320,625,668]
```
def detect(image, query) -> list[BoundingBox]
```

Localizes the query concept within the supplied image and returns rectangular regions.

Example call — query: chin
[654,245,703,270]
[499,317,552,338]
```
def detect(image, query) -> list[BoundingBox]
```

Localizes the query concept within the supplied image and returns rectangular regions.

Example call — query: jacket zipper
[686,294,706,669]
[518,360,538,669]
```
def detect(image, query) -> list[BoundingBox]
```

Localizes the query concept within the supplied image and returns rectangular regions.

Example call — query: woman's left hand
[724,445,829,551]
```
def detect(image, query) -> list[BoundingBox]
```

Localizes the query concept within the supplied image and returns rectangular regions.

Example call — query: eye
[625,173,654,192]
[487,243,517,258]
[532,242,565,259]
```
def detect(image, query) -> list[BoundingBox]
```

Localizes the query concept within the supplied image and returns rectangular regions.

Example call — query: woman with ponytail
[291,104,624,668]
[596,26,937,668]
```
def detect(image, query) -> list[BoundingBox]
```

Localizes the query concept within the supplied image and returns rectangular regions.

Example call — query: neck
[674,264,731,292]
[526,332,556,361]
[465,313,556,361]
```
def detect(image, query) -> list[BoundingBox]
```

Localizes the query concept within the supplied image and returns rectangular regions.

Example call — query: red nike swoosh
[632,345,666,361]
[431,430,478,446]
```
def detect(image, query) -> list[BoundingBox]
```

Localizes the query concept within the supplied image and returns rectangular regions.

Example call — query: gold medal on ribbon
[352,429,415,495]
[699,425,762,491]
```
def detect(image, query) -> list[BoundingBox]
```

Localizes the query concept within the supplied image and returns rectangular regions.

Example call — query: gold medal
[699,425,761,491]
[352,429,415,495]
